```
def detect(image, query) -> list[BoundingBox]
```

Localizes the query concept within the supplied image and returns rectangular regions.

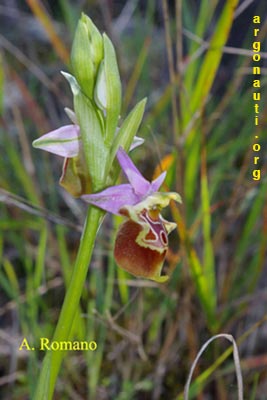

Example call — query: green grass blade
[184,0,219,93]
[183,0,239,209]
[33,223,48,289]
[185,0,239,118]
[200,146,216,325]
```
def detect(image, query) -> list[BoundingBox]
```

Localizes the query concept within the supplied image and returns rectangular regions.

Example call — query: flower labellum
[82,147,181,282]
[114,207,176,283]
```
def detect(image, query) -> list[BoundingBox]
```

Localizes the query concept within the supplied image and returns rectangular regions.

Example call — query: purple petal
[116,147,142,178]
[81,184,140,215]
[117,147,150,196]
[32,125,81,157]
[126,169,150,196]
[151,171,166,192]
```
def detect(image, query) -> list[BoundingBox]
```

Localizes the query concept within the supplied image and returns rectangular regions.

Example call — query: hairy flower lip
[114,210,172,283]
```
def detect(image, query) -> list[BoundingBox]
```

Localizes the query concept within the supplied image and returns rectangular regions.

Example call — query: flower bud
[71,13,103,99]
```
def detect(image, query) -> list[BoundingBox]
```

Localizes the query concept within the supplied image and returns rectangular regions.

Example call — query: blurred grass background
[0,0,267,399]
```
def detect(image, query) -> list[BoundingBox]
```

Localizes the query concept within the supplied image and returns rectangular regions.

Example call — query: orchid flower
[32,121,144,197]
[82,147,181,283]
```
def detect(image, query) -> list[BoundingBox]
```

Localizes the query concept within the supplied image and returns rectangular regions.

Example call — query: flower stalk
[32,12,181,399]
[33,206,103,400]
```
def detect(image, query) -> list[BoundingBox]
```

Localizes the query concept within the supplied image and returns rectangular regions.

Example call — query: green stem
[33,206,103,400]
